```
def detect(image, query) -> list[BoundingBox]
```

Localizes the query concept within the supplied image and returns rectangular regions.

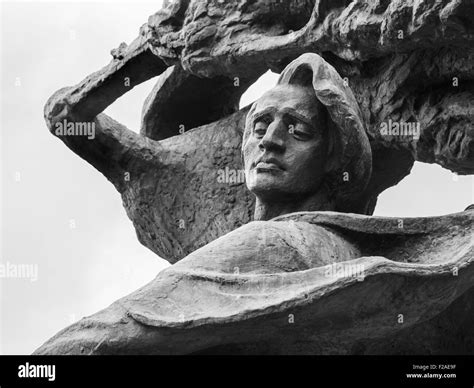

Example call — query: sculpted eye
[289,122,313,141]
[254,118,269,137]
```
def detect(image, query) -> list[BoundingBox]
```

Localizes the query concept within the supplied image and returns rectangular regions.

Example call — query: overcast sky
[1,1,473,355]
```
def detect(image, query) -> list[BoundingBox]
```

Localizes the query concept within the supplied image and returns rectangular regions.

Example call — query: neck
[253,190,335,221]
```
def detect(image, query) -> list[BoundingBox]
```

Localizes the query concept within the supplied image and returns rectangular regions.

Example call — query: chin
[246,170,293,196]
[248,181,290,199]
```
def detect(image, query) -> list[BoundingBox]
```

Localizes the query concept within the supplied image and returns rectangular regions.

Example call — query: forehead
[253,84,320,116]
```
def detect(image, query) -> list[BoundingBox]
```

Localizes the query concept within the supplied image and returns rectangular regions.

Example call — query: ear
[324,119,341,174]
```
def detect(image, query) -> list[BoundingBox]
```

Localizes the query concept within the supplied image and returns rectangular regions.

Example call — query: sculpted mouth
[253,157,285,172]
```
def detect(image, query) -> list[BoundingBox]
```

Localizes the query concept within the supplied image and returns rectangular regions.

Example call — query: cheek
[242,138,259,169]
[287,143,324,172]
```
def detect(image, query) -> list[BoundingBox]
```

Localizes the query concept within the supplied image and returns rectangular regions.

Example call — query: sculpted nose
[258,120,286,152]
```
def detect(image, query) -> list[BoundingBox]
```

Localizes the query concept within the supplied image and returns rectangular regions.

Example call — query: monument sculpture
[35,0,473,354]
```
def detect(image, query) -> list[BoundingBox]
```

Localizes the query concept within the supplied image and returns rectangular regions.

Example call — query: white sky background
[0,1,472,355]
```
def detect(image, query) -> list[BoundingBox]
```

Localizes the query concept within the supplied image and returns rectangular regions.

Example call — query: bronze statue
[35,51,473,355]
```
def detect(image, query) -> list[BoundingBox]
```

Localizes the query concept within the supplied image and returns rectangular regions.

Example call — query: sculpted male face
[243,84,329,202]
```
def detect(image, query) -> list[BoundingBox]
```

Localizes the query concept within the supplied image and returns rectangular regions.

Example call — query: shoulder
[174,219,359,274]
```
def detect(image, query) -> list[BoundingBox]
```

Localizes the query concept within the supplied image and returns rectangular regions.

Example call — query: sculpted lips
[253,156,285,172]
